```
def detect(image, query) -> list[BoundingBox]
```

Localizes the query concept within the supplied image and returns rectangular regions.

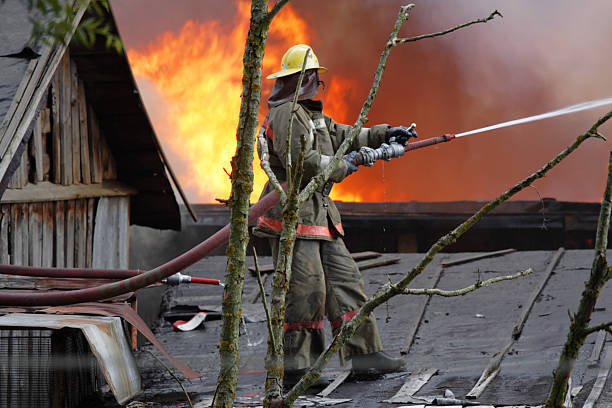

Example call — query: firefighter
[253,44,416,387]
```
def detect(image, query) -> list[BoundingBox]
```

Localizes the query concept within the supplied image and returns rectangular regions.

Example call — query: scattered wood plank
[78,79,91,184]
[401,265,445,355]
[583,346,612,408]
[70,59,81,183]
[589,331,607,363]
[28,203,43,267]
[51,71,62,183]
[355,256,400,271]
[382,367,438,403]
[466,248,565,399]
[55,201,65,267]
[42,202,54,267]
[512,248,565,339]
[0,59,37,148]
[317,370,351,398]
[440,248,516,267]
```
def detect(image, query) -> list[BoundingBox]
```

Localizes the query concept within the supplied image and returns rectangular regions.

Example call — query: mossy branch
[253,247,278,353]
[285,48,311,192]
[394,10,502,45]
[402,268,532,297]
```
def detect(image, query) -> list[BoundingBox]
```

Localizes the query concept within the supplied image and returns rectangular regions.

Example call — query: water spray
[353,96,612,165]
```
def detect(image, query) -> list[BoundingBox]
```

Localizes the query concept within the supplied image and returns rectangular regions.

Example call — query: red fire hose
[0,135,453,306]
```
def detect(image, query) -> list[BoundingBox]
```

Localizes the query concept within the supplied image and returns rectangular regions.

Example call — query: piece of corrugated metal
[0,313,142,405]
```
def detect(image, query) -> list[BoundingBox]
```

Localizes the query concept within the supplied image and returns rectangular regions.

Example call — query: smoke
[112,0,612,203]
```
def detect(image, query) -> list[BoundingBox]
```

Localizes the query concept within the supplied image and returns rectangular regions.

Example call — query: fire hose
[0,131,455,306]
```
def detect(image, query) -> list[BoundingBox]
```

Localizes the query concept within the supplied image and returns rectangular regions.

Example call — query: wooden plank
[10,205,21,265]
[55,201,65,267]
[61,52,73,185]
[401,265,445,355]
[317,371,351,398]
[86,198,94,268]
[87,105,103,183]
[42,202,54,267]
[583,346,612,408]
[28,203,43,267]
[356,256,400,271]
[78,80,91,184]
[51,70,62,183]
[70,59,81,183]
[0,59,37,143]
[467,249,565,399]
[117,197,129,269]
[0,205,9,264]
[20,203,29,266]
[512,248,565,339]
[1,180,137,203]
[382,367,438,404]
[20,143,29,187]
[65,199,75,267]
[33,113,44,182]
[440,248,516,267]
[40,107,51,134]
[92,197,116,268]
[590,331,607,363]
[74,199,87,267]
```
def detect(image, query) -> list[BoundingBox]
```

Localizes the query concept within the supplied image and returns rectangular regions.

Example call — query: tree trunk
[214,2,272,406]
[545,151,612,408]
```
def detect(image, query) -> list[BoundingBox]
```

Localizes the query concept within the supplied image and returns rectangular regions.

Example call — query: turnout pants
[270,237,383,371]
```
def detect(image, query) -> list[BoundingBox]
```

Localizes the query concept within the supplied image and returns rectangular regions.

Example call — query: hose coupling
[359,142,405,167]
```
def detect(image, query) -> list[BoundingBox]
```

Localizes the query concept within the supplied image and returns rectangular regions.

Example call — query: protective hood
[267,69,320,108]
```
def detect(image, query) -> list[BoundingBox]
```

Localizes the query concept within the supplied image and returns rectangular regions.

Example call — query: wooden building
[0,0,187,274]
[0,1,192,406]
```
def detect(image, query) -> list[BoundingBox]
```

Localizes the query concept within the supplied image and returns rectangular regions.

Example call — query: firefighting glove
[386,123,418,146]
[342,151,359,179]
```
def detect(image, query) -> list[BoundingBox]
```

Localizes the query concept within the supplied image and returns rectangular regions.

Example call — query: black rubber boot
[284,369,330,391]
[351,351,406,374]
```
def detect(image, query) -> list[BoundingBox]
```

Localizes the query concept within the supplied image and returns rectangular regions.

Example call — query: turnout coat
[254,99,388,240]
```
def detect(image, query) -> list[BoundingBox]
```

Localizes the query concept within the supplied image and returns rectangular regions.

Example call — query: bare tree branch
[394,10,502,44]
[253,247,277,352]
[285,48,311,193]
[401,268,532,297]
[258,132,287,205]
[584,321,612,337]
[267,0,292,22]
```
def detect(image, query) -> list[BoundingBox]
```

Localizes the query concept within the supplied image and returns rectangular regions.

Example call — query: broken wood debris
[583,346,612,408]
[383,367,438,403]
[440,248,516,267]
[316,370,351,398]
[401,264,445,355]
[466,248,565,399]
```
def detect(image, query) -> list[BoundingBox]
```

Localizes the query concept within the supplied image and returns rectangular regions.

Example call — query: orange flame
[127,0,360,203]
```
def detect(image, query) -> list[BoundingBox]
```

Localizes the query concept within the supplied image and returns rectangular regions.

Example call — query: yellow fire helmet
[267,44,328,79]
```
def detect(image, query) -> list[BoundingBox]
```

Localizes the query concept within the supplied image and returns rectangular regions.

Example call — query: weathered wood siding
[0,51,131,284]
[8,51,116,190]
